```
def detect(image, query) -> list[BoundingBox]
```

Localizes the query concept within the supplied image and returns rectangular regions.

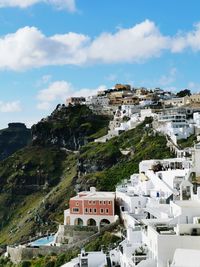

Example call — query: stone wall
[7,220,119,264]
[7,245,69,264]
[55,225,98,244]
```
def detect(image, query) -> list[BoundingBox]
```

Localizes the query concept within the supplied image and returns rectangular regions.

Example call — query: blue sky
[1,0,200,128]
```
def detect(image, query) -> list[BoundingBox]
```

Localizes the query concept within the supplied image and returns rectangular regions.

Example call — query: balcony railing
[132,254,147,265]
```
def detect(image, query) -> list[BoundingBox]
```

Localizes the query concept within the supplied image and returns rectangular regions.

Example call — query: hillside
[0,105,110,245]
[0,105,174,246]
[0,123,31,161]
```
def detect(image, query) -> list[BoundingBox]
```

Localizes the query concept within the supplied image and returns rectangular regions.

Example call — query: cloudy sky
[1,0,200,128]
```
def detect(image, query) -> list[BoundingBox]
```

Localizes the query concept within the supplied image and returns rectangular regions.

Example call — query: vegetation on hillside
[0,147,77,245]
[0,106,173,253]
[177,134,197,149]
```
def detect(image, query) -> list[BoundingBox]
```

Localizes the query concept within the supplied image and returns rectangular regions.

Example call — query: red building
[64,187,117,228]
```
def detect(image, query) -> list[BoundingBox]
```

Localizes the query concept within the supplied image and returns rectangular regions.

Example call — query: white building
[155,113,194,144]
[163,96,190,107]
[62,249,107,267]
[95,108,141,143]
[193,112,200,128]
[192,142,200,177]
[121,105,140,117]
[114,156,200,267]
[193,112,200,136]
[85,95,109,107]
[171,248,200,267]
[140,108,155,121]
[85,95,117,116]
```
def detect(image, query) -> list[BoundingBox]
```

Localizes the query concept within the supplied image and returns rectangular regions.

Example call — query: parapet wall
[55,225,98,244]
[7,245,68,264]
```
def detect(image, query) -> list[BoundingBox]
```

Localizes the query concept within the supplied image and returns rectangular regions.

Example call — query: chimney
[90,187,96,193]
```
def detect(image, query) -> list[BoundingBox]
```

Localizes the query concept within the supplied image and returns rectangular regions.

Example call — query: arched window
[87,218,97,226]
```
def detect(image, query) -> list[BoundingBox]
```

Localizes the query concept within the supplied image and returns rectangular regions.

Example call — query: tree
[176,89,191,97]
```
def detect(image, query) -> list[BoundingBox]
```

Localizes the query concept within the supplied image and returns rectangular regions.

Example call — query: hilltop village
[4,84,200,267]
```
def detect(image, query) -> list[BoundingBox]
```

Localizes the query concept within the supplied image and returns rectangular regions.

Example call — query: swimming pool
[30,235,55,246]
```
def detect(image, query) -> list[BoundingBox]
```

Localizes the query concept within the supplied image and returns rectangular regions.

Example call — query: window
[100,201,102,205]
[93,201,96,205]
[105,209,109,214]
[100,208,104,214]
[72,208,79,213]
[81,259,88,266]
[108,201,111,205]
[93,208,97,213]
[85,208,88,213]
[76,202,79,206]
[88,201,92,205]
[103,201,106,205]
[89,208,92,213]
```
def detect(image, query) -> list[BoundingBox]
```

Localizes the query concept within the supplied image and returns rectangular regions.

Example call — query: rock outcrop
[31,105,109,150]
[0,123,31,161]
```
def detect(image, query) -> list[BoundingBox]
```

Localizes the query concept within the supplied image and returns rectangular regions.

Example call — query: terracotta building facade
[64,187,117,228]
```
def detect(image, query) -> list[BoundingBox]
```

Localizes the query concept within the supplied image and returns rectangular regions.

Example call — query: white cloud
[37,80,72,102]
[0,20,168,70]
[87,20,169,63]
[171,23,200,52]
[1,20,200,71]
[0,0,77,12]
[0,101,21,112]
[0,27,89,70]
[37,81,106,110]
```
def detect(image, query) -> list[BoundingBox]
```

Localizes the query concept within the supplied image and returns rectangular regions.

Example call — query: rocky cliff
[0,123,31,161]
[31,104,109,150]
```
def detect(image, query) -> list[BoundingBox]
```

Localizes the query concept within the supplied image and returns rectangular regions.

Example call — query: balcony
[132,246,148,266]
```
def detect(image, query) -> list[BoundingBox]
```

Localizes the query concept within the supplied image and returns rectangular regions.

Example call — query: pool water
[30,235,55,246]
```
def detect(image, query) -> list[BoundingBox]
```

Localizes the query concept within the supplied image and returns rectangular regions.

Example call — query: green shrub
[20,261,31,267]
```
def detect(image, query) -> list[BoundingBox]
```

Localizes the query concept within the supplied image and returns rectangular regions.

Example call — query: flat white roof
[141,218,171,226]
[71,191,115,200]
[172,249,200,267]
[144,204,171,216]
[141,158,191,163]
[174,200,200,208]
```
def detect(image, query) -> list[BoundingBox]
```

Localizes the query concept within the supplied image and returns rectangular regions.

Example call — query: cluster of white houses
[66,84,200,117]
[62,142,200,267]
[94,105,200,145]
[66,83,200,145]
